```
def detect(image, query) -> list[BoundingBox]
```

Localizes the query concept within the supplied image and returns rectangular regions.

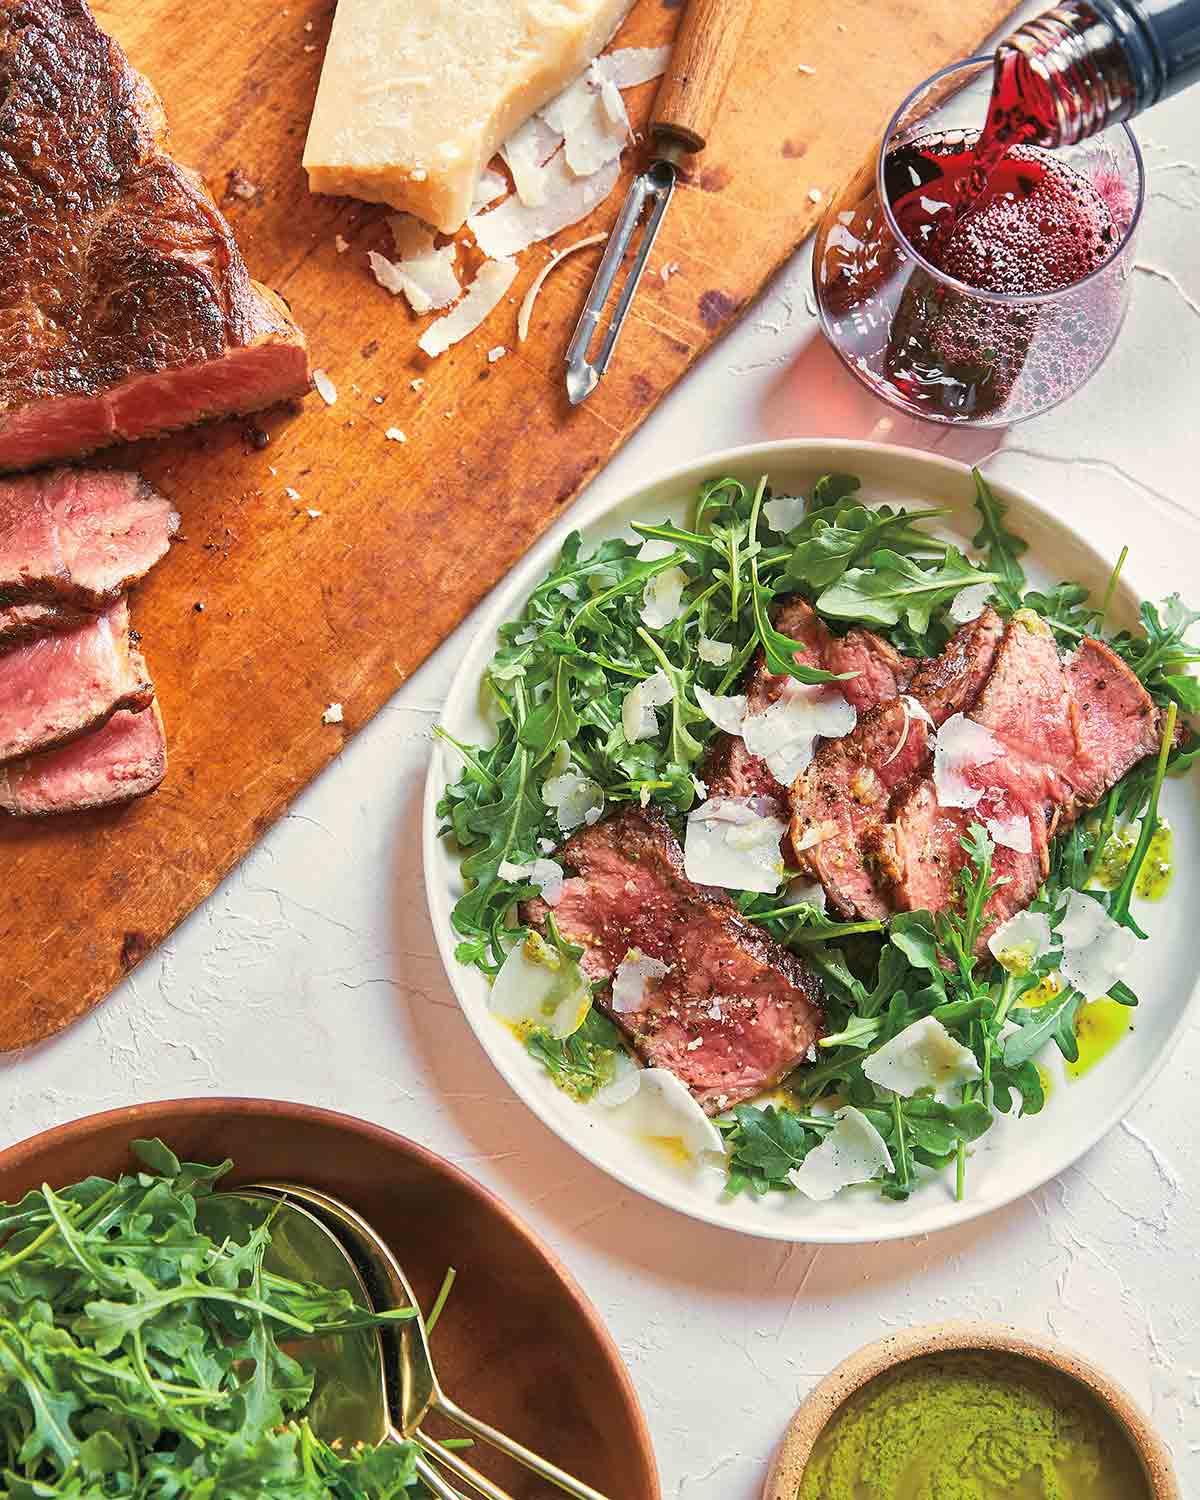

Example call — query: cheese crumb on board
[418,258,518,358]
[322,702,344,725]
[313,368,338,404]
[303,0,635,232]
[385,427,407,442]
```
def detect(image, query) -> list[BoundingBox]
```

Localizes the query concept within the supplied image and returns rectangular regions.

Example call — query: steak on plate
[0,0,310,471]
[873,612,1165,947]
[0,597,152,761]
[522,806,824,1113]
[0,698,165,814]
[789,608,1004,920]
[0,469,178,609]
[703,597,910,813]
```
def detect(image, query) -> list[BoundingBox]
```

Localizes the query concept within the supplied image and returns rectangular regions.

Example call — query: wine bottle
[994,0,1200,146]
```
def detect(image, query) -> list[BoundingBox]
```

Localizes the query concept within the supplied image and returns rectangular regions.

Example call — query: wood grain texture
[0,0,1015,1050]
[650,0,756,154]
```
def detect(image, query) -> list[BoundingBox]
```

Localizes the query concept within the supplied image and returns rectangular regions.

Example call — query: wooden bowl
[764,1320,1179,1500]
[0,1098,660,1500]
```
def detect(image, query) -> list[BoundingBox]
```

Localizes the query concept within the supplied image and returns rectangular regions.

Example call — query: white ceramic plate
[422,440,1199,1242]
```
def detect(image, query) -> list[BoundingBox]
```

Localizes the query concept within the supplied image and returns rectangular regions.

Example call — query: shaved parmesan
[491,933,590,1039]
[987,909,1053,975]
[742,679,857,785]
[593,45,671,89]
[863,1017,982,1097]
[600,75,628,126]
[388,214,436,260]
[499,115,565,207]
[762,495,806,533]
[612,950,670,1014]
[602,1067,724,1160]
[313,368,338,405]
[468,151,620,260]
[640,565,688,628]
[789,1108,893,1200]
[949,581,996,623]
[517,232,607,342]
[593,1051,643,1107]
[987,812,1033,853]
[933,712,1004,810]
[881,695,936,768]
[698,636,734,666]
[471,168,508,212]
[560,68,629,176]
[539,71,594,135]
[684,798,787,894]
[497,857,564,906]
[786,877,827,912]
[622,669,673,742]
[1058,889,1138,997]
[636,538,677,562]
[418,258,518,357]
[369,242,460,315]
[694,684,748,735]
[543,769,604,830]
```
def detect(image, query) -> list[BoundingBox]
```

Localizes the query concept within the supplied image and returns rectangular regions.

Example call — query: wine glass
[812,57,1144,426]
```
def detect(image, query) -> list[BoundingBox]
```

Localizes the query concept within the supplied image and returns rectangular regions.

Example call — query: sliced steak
[0,600,89,648]
[703,598,908,812]
[0,699,165,815]
[0,598,152,761]
[872,776,1048,942]
[0,469,178,609]
[1065,637,1163,804]
[523,806,824,1113]
[0,0,310,471]
[874,613,1164,949]
[788,609,1004,920]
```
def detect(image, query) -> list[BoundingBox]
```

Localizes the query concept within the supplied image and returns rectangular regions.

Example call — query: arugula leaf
[720,1106,823,1195]
[525,1010,625,1102]
[816,547,1000,635]
[785,504,950,591]
[970,469,1027,604]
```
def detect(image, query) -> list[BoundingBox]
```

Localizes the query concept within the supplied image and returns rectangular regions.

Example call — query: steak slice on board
[0,0,310,471]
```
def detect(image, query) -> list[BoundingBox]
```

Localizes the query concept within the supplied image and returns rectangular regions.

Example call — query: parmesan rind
[490,934,591,1039]
[788,1108,894,1200]
[303,0,635,231]
[862,1017,982,1097]
[417,258,517,357]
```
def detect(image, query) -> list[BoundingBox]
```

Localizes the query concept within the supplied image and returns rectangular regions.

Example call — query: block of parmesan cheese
[303,0,635,233]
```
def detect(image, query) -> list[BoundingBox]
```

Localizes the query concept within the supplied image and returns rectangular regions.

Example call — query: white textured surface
[5,86,1200,1500]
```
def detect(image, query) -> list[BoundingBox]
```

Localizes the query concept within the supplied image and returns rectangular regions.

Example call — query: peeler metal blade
[565,158,676,405]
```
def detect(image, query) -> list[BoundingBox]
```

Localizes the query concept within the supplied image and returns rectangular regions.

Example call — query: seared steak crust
[0,698,165,814]
[789,609,1004,919]
[523,806,824,1113]
[0,0,309,470]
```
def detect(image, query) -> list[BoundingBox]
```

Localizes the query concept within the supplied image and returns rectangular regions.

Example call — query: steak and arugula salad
[437,472,1197,1206]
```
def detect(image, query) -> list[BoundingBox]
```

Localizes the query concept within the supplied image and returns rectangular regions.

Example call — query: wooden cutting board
[1,0,1013,1050]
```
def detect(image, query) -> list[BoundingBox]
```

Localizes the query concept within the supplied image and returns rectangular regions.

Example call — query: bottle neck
[1000,0,1200,145]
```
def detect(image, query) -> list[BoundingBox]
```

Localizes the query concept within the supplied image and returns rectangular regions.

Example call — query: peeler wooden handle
[650,0,757,155]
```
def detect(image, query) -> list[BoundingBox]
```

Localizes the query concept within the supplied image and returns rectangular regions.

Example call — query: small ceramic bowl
[764,1320,1179,1500]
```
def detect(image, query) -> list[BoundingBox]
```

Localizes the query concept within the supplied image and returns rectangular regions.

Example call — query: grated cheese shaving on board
[368,245,460,314]
[592,45,671,89]
[313,369,338,405]
[417,258,518,358]
[499,115,565,207]
[468,152,620,260]
[518,233,607,341]
[471,168,508,212]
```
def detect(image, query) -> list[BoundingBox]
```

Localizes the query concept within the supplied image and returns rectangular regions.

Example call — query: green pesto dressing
[1091,822,1173,900]
[798,1353,1150,1500]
